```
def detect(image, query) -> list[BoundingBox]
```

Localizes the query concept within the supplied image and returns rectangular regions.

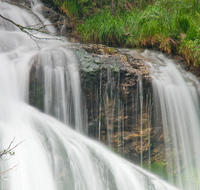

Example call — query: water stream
[0,1,178,190]
[142,50,200,190]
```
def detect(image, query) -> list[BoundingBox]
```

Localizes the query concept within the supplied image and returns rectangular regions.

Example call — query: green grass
[44,0,200,66]
[77,11,125,45]
[76,0,200,66]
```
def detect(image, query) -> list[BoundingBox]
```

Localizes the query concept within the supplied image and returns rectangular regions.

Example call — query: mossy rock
[143,162,168,180]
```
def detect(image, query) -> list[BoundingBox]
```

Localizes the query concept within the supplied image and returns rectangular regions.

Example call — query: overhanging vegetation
[43,0,200,66]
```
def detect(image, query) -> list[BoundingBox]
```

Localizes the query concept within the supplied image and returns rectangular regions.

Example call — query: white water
[0,1,178,190]
[32,47,83,131]
[142,50,200,190]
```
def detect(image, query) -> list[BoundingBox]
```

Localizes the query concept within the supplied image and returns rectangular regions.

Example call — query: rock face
[76,44,165,165]
[40,0,74,39]
[40,5,72,36]
[5,0,200,181]
[29,55,44,111]
[6,0,167,169]
[3,0,167,169]
[29,43,166,166]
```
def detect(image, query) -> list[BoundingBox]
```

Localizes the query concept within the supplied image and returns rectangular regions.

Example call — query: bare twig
[4,1,45,25]
[0,138,24,180]
[0,164,18,175]
[0,137,25,158]
[0,14,63,43]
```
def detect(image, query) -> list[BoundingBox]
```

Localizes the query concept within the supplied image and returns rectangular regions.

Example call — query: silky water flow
[0,1,186,190]
[141,50,200,190]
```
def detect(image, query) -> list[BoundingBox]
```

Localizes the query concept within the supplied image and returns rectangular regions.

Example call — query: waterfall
[142,50,200,190]
[139,75,143,167]
[0,1,178,190]
[30,47,84,132]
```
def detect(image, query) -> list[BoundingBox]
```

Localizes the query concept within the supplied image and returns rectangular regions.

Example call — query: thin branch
[5,1,45,26]
[0,164,18,175]
[34,22,66,31]
[5,137,15,151]
[0,14,63,42]
[0,138,23,181]
[0,138,25,158]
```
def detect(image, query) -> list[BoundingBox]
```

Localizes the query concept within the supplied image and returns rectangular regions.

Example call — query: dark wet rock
[40,0,75,39]
[29,55,44,111]
[28,41,166,165]
[71,44,165,165]
[40,6,72,35]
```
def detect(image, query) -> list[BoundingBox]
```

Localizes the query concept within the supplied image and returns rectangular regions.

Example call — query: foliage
[45,0,200,66]
[44,0,154,18]
[77,11,125,45]
[180,38,200,66]
[143,162,168,180]
[143,161,200,188]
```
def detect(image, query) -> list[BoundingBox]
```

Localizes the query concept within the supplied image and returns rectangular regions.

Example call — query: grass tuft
[48,0,200,66]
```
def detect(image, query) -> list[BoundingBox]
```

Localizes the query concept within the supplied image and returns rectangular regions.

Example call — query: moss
[104,47,115,54]
[143,161,168,180]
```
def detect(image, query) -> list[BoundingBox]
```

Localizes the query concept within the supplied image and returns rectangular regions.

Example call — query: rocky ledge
[29,42,165,166]
[73,44,165,165]
[76,43,151,78]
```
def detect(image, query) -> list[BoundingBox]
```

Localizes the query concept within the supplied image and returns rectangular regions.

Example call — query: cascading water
[0,1,178,190]
[83,46,200,190]
[141,50,200,190]
[30,47,84,132]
